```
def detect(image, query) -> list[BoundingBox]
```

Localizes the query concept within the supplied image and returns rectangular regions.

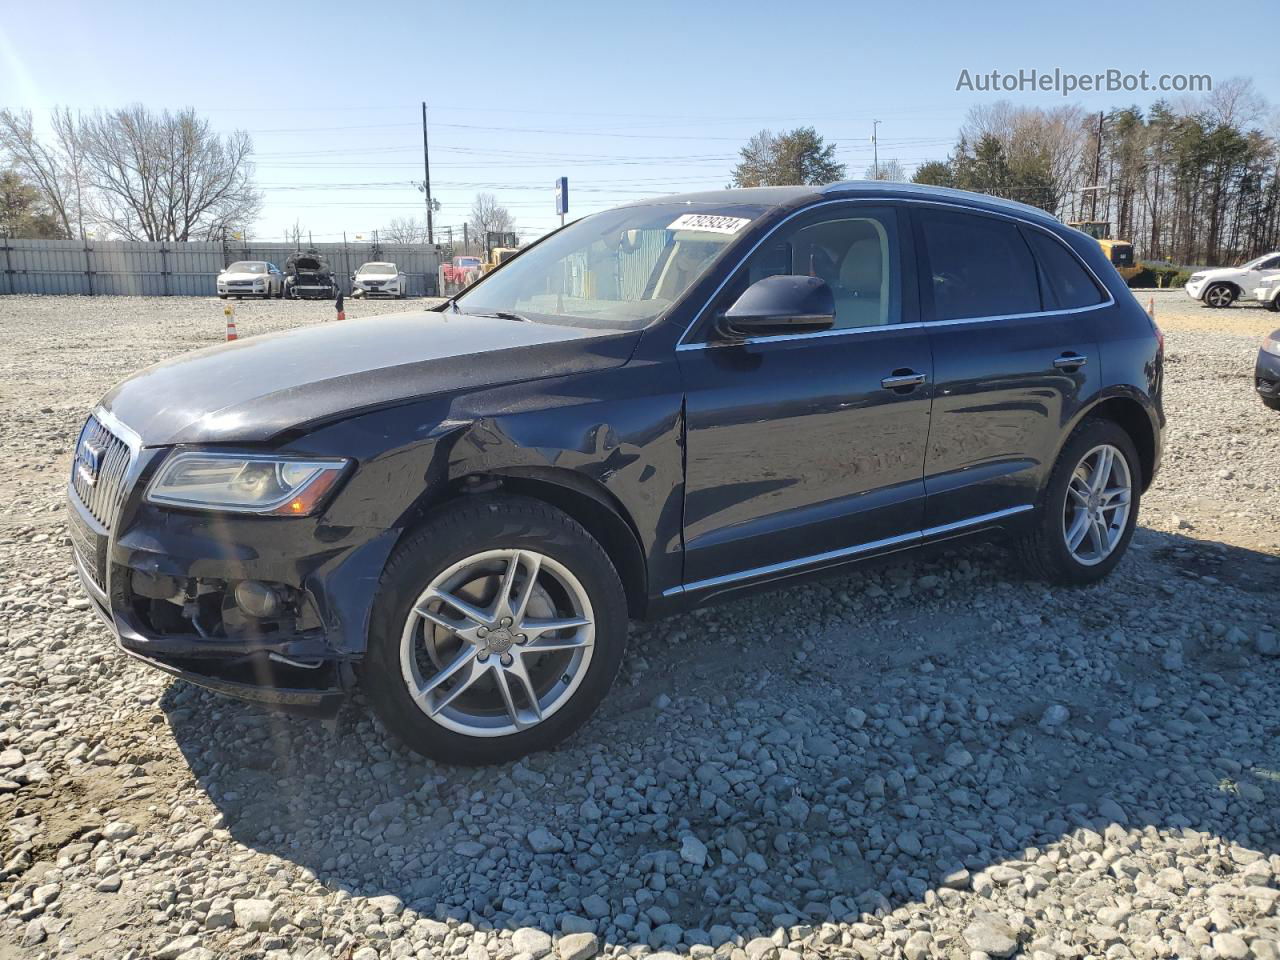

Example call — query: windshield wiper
[475,310,531,323]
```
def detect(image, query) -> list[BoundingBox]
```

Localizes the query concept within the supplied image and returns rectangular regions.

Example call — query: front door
[677,204,933,588]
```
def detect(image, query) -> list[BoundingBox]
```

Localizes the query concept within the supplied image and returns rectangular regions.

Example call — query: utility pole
[871,120,881,180]
[421,102,434,245]
[1089,110,1105,222]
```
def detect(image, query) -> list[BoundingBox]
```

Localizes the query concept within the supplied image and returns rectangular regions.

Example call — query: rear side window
[918,210,1040,321]
[1025,229,1106,310]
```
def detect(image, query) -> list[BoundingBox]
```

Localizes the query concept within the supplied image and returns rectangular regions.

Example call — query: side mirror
[719,275,835,339]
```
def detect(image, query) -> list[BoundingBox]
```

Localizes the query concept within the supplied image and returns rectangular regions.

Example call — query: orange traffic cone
[1146,295,1155,321]
[224,304,237,341]
[335,291,345,322]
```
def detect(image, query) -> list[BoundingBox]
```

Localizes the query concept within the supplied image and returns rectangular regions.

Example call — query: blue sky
[2,0,1276,242]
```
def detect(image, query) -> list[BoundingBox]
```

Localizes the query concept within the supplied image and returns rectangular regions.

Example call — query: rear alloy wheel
[1016,419,1140,585]
[364,496,627,764]
[1061,444,1132,567]
[1203,283,1236,308]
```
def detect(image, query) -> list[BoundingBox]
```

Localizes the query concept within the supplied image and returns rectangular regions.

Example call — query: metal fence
[0,238,443,297]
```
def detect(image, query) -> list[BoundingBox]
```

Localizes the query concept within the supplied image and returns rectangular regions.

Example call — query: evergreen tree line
[911,81,1280,267]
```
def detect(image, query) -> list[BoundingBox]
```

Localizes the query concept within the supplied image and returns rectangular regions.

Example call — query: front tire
[364,496,628,765]
[1263,396,1280,411]
[1016,419,1140,585]
[1203,283,1237,308]
[1264,296,1280,313]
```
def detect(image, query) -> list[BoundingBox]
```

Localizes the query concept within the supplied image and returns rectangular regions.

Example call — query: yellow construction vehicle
[1067,221,1141,281]
[481,247,520,276]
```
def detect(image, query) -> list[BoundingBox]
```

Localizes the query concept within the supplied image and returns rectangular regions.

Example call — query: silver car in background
[216,261,284,299]
[352,261,407,298]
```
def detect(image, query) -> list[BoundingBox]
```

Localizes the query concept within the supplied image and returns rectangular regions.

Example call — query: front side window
[918,210,1040,321]
[1025,229,1106,310]
[700,206,902,337]
[456,202,768,331]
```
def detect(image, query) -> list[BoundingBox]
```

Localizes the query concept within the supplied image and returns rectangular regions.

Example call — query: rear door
[677,203,934,586]
[912,207,1105,529]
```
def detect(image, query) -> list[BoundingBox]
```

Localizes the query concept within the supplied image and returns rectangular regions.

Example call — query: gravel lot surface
[0,291,1277,960]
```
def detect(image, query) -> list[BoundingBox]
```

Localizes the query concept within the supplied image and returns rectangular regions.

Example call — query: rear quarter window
[917,209,1040,321]
[1025,229,1107,310]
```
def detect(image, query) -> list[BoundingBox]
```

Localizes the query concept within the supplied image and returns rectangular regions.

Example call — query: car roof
[625,180,1062,228]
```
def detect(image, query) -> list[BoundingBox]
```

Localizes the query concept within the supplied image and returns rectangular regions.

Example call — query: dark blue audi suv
[68,181,1164,763]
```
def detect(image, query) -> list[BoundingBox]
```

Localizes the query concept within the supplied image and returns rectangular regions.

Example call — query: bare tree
[0,109,76,238]
[76,105,261,241]
[862,158,906,182]
[468,193,515,243]
[382,215,427,244]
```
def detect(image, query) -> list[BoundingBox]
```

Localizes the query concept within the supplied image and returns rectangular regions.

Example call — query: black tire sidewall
[1204,283,1235,307]
[1036,420,1141,584]
[363,496,628,765]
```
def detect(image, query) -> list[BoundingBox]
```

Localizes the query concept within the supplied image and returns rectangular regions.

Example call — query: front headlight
[1263,334,1280,357]
[1188,273,1206,283]
[146,452,350,515]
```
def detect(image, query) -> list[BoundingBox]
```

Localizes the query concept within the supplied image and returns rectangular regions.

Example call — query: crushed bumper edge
[74,550,347,717]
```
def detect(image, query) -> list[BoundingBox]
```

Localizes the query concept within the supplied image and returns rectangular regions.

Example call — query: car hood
[99,310,641,446]
[1192,267,1246,282]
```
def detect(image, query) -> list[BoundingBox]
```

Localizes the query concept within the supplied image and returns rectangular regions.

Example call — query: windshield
[358,262,397,274]
[455,202,768,330]
[226,261,267,274]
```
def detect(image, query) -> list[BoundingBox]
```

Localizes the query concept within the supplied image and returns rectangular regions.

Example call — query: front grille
[71,415,134,532]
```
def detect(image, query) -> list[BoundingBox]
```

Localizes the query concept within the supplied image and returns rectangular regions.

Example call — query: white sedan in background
[352,262,407,298]
[217,261,284,299]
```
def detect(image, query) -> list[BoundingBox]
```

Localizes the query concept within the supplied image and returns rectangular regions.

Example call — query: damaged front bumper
[68,475,398,717]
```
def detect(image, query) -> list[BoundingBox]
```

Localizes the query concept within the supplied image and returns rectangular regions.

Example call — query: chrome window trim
[663,504,1033,596]
[675,196,1115,352]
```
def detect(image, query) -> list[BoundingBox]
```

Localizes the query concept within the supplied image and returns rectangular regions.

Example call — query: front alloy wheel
[401,549,595,737]
[365,496,627,764]
[1203,283,1236,308]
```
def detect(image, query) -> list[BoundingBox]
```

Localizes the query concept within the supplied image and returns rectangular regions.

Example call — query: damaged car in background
[68,181,1163,765]
[283,250,338,300]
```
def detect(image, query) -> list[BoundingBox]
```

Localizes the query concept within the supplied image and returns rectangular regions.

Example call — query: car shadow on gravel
[161,525,1280,945]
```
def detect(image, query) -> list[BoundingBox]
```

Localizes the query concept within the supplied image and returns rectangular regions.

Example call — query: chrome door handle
[1053,353,1088,369]
[881,372,928,390]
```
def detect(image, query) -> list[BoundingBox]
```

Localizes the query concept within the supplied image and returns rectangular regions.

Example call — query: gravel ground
[0,292,1278,960]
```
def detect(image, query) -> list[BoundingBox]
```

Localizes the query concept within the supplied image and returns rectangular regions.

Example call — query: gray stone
[233,898,275,931]
[581,894,609,919]
[680,835,708,866]
[527,827,563,854]
[963,917,1018,957]
[558,932,599,960]
[513,927,553,958]
[102,820,136,841]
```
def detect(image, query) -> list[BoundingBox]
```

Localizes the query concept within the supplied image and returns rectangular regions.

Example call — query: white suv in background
[352,262,407,298]
[1254,274,1280,312]
[1185,252,1280,307]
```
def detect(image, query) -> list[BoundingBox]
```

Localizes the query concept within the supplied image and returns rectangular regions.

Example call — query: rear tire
[364,495,628,765]
[1015,419,1141,585]
[1203,283,1236,308]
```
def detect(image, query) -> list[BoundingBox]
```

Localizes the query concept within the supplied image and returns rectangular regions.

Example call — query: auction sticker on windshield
[667,213,753,235]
